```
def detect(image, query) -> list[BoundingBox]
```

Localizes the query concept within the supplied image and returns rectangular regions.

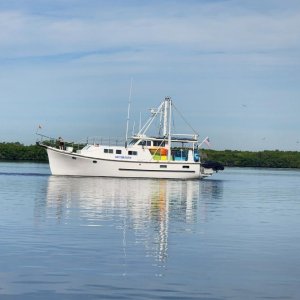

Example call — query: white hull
[45,146,212,179]
[38,96,221,179]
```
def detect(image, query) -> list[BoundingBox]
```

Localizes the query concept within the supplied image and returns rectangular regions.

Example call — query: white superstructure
[38,97,218,179]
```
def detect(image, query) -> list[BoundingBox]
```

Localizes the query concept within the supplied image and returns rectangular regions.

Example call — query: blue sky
[0,0,299,150]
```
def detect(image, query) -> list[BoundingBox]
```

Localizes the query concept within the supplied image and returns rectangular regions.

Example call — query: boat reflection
[41,176,223,269]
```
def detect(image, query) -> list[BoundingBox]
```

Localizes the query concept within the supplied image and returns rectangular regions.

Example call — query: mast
[163,97,169,136]
[162,97,172,161]
[167,97,172,161]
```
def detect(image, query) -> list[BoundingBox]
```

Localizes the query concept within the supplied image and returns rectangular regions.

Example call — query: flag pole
[199,136,209,147]
[35,125,42,134]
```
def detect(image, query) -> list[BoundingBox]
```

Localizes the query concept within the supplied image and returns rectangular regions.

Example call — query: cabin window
[138,140,151,146]
[72,157,76,160]
[104,149,113,154]
[116,150,122,154]
[93,160,97,164]
[128,151,138,155]
[153,141,165,147]
[183,165,190,169]
[129,139,138,145]
[160,165,167,168]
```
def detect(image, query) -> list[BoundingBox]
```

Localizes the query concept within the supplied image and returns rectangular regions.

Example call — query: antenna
[139,112,142,132]
[125,78,133,147]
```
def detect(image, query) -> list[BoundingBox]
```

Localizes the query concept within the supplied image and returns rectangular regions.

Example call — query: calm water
[0,162,300,299]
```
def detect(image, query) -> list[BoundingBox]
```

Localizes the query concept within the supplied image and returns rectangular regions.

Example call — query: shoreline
[0,142,300,169]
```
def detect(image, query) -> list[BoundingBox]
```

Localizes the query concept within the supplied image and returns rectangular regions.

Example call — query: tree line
[0,142,300,168]
[201,149,300,169]
[0,142,47,161]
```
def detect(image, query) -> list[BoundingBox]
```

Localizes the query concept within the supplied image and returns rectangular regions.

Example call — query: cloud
[0,0,300,149]
[0,1,299,63]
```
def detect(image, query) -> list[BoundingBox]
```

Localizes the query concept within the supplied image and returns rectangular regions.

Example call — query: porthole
[93,160,97,164]
[72,157,77,160]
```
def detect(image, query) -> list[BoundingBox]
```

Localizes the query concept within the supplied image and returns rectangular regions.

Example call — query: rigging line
[172,112,176,134]
[172,103,199,136]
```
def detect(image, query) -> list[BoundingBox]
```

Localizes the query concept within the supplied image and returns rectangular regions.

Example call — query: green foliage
[0,142,300,168]
[201,149,300,168]
[0,142,48,162]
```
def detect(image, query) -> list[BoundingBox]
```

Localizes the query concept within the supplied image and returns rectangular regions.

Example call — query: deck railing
[86,137,125,147]
[36,133,126,150]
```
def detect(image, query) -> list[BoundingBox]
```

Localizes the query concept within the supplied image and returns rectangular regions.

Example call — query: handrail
[86,137,125,147]
[36,133,83,151]
[36,133,55,141]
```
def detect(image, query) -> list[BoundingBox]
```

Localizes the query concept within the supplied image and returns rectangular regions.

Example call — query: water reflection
[38,176,223,270]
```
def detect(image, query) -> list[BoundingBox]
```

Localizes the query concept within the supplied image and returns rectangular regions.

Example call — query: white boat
[37,96,223,179]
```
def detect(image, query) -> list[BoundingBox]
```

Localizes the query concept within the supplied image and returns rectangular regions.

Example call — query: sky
[0,0,299,151]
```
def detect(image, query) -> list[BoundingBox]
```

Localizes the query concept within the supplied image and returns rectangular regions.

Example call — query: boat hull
[45,146,210,179]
